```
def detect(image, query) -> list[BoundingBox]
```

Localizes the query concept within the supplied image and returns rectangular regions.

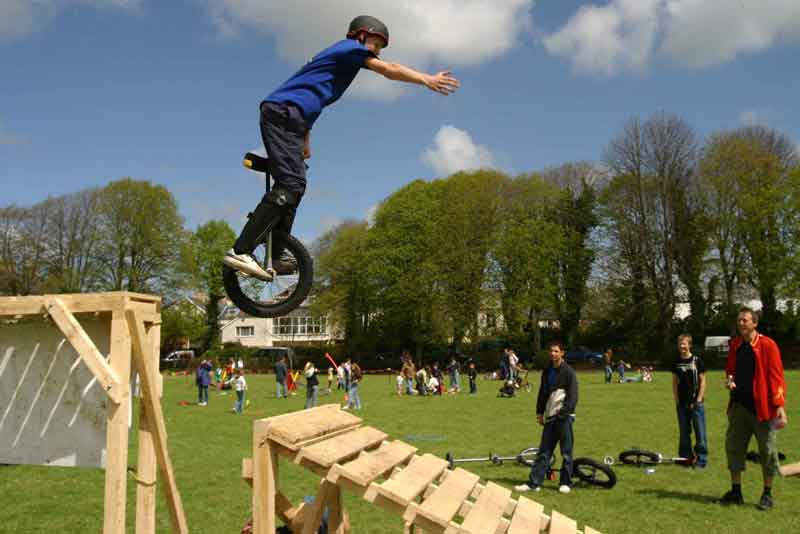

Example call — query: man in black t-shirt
[671,334,708,468]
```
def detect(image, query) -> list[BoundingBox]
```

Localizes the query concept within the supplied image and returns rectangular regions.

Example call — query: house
[219,298,342,347]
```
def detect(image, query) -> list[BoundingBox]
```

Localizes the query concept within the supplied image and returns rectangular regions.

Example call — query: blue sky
[2,0,799,244]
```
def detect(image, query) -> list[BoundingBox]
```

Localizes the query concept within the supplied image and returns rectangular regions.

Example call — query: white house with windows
[219,299,340,347]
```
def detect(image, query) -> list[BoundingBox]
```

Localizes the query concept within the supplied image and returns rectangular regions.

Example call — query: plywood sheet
[0,317,112,467]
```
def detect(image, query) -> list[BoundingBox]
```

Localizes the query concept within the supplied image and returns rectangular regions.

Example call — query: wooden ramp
[243,404,603,534]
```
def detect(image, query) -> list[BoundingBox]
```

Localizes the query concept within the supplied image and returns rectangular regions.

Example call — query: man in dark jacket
[515,341,578,494]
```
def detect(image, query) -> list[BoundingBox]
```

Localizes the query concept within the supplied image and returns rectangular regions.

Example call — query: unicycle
[223,152,313,318]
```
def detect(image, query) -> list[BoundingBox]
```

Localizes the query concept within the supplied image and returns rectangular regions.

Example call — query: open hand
[425,71,460,95]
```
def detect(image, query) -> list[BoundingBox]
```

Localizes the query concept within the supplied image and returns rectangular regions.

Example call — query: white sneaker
[514,484,540,492]
[223,250,273,281]
[559,485,571,494]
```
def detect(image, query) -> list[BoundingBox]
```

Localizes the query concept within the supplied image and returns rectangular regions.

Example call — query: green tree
[542,163,600,347]
[312,220,375,354]
[489,174,564,351]
[429,170,507,349]
[188,220,236,353]
[94,178,187,293]
[368,180,444,359]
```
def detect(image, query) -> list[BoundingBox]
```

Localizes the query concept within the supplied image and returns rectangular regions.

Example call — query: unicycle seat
[243,152,270,173]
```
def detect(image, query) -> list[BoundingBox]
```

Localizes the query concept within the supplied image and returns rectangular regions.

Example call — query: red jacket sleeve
[765,338,786,408]
[726,338,738,377]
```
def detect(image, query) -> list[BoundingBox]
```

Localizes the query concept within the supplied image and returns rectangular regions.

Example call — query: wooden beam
[127,309,188,534]
[45,297,124,404]
[253,420,277,534]
[102,309,132,534]
[780,462,800,477]
[0,292,160,317]
[136,318,160,534]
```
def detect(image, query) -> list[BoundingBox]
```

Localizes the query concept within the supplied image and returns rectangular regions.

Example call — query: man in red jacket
[721,307,788,510]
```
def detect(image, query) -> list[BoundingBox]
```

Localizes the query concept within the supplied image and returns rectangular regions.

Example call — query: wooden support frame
[0,292,187,534]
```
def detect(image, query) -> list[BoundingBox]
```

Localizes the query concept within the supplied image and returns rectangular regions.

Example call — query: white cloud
[544,0,800,76]
[662,0,800,68]
[204,0,534,99]
[422,125,495,177]
[0,0,142,41]
[543,0,661,76]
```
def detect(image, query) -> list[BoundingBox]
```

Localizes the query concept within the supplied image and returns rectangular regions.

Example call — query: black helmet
[347,15,389,48]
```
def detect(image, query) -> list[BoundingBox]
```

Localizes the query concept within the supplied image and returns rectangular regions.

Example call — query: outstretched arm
[364,57,460,95]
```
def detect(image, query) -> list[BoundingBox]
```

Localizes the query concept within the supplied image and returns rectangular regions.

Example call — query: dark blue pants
[197,385,208,404]
[676,402,708,466]
[234,102,306,255]
[528,417,574,487]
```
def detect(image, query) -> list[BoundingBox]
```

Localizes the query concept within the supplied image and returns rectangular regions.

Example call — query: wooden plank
[328,440,417,489]
[548,511,577,534]
[136,317,160,534]
[779,462,800,476]
[583,527,602,534]
[301,480,336,534]
[295,426,388,469]
[45,297,124,404]
[127,310,188,534]
[507,496,543,534]
[405,468,480,530]
[0,292,159,317]
[253,419,277,534]
[102,309,132,534]
[457,482,511,534]
[265,404,363,451]
[364,454,448,515]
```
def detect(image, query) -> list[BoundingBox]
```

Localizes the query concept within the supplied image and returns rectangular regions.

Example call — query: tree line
[312,113,800,362]
[3,112,799,363]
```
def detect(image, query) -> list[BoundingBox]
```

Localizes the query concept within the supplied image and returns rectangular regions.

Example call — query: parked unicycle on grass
[447,447,616,488]
[223,152,313,318]
[515,447,617,489]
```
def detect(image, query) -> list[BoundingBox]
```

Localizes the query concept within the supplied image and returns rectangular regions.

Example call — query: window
[273,314,327,336]
[236,326,255,337]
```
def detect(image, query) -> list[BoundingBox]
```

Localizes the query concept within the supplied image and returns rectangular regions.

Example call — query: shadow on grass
[635,488,719,504]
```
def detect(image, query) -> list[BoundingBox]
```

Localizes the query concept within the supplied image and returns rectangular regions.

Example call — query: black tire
[573,457,616,488]
[223,232,313,318]
[619,449,660,466]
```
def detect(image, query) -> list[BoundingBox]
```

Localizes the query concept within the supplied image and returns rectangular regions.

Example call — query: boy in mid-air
[225,16,460,279]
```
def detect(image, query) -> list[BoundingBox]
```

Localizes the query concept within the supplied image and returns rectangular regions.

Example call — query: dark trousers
[469,377,477,394]
[234,102,306,255]
[528,417,574,487]
[197,385,208,404]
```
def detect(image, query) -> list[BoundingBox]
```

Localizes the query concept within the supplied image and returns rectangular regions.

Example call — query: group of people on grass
[396,350,478,396]
[276,356,364,411]
[516,306,788,511]
[194,358,248,413]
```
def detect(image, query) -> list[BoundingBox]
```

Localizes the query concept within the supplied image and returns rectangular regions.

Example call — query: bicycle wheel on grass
[573,457,616,488]
[222,232,313,318]
[619,449,660,466]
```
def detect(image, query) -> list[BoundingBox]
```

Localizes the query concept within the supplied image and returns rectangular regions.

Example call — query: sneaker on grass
[223,250,272,280]
[513,484,540,492]
[559,485,571,494]
[757,493,773,511]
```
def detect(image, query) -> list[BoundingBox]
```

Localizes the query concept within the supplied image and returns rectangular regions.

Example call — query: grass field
[2,369,799,533]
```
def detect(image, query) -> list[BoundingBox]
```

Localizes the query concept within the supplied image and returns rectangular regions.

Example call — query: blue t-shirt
[266,39,374,128]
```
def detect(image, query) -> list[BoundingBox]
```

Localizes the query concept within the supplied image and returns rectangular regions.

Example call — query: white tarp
[0,317,111,468]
